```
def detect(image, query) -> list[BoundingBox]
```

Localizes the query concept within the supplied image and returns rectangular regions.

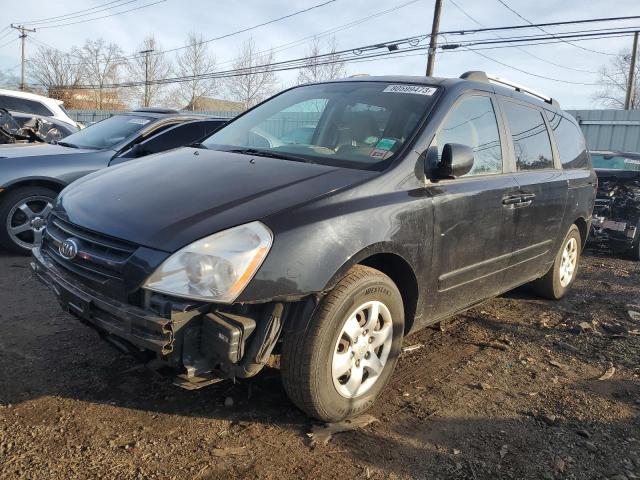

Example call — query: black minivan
[32,72,595,421]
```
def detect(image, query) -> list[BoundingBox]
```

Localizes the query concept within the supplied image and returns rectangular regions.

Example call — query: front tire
[281,265,404,422]
[0,186,56,255]
[532,224,581,300]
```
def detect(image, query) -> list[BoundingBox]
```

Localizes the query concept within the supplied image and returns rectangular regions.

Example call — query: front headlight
[143,221,272,303]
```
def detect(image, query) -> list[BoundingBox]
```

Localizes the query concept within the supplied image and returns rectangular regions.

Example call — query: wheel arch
[1,177,66,196]
[573,216,588,249]
[325,244,420,335]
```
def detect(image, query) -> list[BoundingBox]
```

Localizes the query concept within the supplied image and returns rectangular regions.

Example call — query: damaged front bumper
[31,247,294,389]
[589,214,638,251]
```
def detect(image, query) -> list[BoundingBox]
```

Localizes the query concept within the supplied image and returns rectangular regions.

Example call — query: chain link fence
[68,110,239,124]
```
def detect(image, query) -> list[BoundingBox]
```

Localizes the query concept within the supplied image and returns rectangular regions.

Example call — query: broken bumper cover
[589,216,638,248]
[31,247,174,355]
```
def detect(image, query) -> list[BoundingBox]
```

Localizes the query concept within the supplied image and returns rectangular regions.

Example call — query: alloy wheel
[559,237,578,287]
[332,300,393,398]
[6,195,53,250]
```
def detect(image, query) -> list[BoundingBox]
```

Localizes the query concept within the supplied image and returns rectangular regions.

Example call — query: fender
[1,175,67,192]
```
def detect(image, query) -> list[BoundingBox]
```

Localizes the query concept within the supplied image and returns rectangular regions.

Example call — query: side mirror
[434,143,474,179]
[129,143,150,158]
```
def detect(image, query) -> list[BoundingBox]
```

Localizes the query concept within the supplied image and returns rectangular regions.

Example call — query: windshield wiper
[57,141,78,148]
[227,147,315,164]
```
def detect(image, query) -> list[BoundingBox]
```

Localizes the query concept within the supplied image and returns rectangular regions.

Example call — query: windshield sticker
[375,138,397,151]
[370,147,392,160]
[364,135,379,145]
[624,158,640,165]
[383,84,436,95]
[128,118,151,125]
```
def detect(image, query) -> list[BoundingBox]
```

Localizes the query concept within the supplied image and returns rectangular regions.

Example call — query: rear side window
[431,95,502,176]
[0,95,53,116]
[503,101,554,171]
[545,111,589,169]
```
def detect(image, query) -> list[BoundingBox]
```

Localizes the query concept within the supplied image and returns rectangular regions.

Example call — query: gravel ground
[0,248,639,480]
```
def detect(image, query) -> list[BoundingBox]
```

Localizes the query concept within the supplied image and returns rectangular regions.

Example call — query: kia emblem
[59,239,79,260]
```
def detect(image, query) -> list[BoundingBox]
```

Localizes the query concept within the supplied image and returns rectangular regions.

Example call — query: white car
[0,89,79,129]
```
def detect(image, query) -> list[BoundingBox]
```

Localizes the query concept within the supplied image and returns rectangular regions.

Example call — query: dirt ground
[0,248,638,480]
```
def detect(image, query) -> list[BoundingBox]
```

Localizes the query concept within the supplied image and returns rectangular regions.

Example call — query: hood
[0,143,94,158]
[595,168,640,181]
[56,148,376,252]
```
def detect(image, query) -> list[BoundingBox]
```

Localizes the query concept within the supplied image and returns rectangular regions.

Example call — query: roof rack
[459,71,559,108]
[131,107,180,114]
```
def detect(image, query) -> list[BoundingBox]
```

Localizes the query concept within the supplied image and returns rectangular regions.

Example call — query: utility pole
[140,49,153,107]
[425,0,443,77]
[625,31,639,110]
[10,24,36,91]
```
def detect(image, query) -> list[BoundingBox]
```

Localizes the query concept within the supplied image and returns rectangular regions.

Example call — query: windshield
[592,153,640,171]
[60,114,154,149]
[202,81,438,170]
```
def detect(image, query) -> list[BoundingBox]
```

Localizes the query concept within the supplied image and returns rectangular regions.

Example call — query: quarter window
[431,95,503,176]
[545,111,588,169]
[503,102,554,170]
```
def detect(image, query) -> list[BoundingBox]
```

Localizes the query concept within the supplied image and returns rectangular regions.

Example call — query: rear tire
[280,265,404,422]
[531,224,581,300]
[0,186,56,255]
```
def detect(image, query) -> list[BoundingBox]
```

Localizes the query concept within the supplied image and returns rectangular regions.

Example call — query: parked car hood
[0,143,94,158]
[594,168,640,181]
[56,147,376,252]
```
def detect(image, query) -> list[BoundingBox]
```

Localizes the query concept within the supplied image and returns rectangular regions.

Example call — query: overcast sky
[0,0,639,109]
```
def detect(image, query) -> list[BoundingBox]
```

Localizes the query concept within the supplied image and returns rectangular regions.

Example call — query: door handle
[519,193,536,202]
[502,194,522,206]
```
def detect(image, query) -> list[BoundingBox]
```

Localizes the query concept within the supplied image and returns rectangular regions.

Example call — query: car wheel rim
[332,300,393,399]
[559,237,578,287]
[6,196,53,250]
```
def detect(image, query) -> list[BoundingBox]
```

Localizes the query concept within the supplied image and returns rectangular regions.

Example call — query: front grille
[42,214,138,298]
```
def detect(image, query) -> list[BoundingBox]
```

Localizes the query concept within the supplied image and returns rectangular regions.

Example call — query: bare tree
[0,69,19,89]
[127,35,172,108]
[28,45,85,104]
[297,36,346,85]
[80,38,126,109]
[175,33,216,110]
[593,49,640,109]
[225,37,278,110]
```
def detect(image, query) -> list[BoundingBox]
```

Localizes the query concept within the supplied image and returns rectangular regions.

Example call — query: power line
[142,30,640,87]
[134,12,640,63]
[28,0,345,68]
[462,47,599,85]
[494,0,615,56]
[17,13,640,91]
[0,28,13,43]
[118,0,340,62]
[446,27,640,49]
[23,11,639,69]
[31,1,143,26]
[12,0,134,26]
[36,28,634,90]
[25,0,422,69]
[446,0,598,74]
[440,14,640,36]
[444,31,636,53]
[0,37,18,50]
[23,25,635,85]
[214,0,423,69]
[36,0,170,30]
